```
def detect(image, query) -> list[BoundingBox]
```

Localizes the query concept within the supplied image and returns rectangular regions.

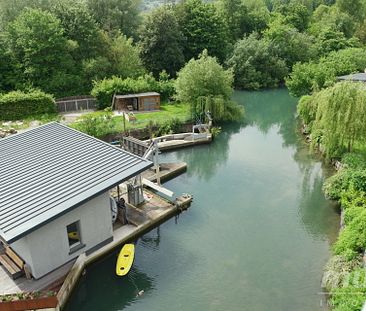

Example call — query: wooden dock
[142,162,187,183]
[142,133,212,152]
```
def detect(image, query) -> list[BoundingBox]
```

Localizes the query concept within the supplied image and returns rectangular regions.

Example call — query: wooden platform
[142,162,187,183]
[0,260,74,295]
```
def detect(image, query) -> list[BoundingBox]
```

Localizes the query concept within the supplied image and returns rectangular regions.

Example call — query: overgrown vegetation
[321,151,366,310]
[297,81,366,159]
[71,103,190,138]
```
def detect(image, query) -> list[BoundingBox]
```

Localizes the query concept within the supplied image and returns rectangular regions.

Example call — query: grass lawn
[112,102,191,131]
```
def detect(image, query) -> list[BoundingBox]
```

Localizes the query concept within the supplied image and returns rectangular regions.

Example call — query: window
[66,221,84,254]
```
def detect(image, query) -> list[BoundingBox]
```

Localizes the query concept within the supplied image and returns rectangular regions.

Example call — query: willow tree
[175,50,244,122]
[310,81,366,158]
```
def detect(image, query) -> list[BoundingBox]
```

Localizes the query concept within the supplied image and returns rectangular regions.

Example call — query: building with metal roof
[0,122,153,278]
[338,73,366,82]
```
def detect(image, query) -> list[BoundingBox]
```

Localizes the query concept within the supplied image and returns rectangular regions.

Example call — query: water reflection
[64,247,155,311]
[298,161,340,242]
[233,89,298,147]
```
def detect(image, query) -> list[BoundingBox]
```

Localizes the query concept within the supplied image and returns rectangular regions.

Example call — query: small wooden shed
[112,92,160,112]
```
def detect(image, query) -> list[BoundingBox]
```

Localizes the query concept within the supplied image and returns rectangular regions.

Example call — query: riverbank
[295,72,366,311]
[65,89,340,311]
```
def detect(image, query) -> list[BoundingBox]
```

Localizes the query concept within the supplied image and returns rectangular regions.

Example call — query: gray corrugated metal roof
[115,92,160,99]
[0,122,153,243]
[338,73,366,82]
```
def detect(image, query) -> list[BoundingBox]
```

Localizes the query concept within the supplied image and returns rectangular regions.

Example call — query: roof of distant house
[338,73,366,82]
[0,123,153,243]
[114,92,160,100]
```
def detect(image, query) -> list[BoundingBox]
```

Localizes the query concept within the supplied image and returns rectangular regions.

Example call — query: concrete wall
[11,192,113,279]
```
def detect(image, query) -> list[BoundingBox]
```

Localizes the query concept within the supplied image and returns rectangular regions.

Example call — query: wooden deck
[142,162,187,183]
[0,260,74,295]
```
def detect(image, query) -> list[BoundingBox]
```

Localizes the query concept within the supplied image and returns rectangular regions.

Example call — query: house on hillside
[112,92,160,112]
[0,123,152,279]
[338,72,366,82]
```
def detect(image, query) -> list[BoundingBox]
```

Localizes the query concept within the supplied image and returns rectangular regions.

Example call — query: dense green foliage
[322,153,366,309]
[139,7,184,77]
[297,82,366,158]
[5,8,79,96]
[175,0,229,63]
[227,33,288,89]
[0,90,56,120]
[175,50,243,121]
[287,48,366,97]
[0,0,365,98]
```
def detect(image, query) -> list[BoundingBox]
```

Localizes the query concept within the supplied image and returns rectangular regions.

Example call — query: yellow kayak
[116,244,135,276]
[68,231,79,240]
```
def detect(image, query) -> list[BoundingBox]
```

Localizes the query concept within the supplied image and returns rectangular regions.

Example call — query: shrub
[154,118,183,137]
[286,48,366,97]
[0,90,56,120]
[333,208,366,260]
[330,286,366,311]
[71,111,115,138]
[342,153,366,170]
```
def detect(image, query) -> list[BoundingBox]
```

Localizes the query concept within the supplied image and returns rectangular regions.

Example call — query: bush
[91,74,175,109]
[333,208,366,260]
[0,90,56,121]
[330,286,366,311]
[154,118,183,137]
[286,48,366,97]
[324,169,366,200]
[342,153,366,170]
[71,111,115,138]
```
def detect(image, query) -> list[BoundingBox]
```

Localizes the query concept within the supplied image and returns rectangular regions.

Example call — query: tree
[273,1,311,31]
[217,0,250,42]
[336,0,365,22]
[139,6,185,77]
[82,32,145,84]
[306,82,366,158]
[174,0,229,63]
[86,0,141,39]
[264,16,316,68]
[5,8,80,97]
[314,27,359,56]
[175,50,243,121]
[0,33,16,92]
[0,0,52,28]
[226,33,288,89]
[51,0,100,60]
[309,4,356,38]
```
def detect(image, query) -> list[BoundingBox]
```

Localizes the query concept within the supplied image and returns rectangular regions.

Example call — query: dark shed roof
[0,123,153,243]
[114,92,160,99]
[338,73,366,82]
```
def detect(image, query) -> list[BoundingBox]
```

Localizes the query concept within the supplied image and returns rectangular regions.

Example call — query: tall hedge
[91,74,175,109]
[0,90,56,120]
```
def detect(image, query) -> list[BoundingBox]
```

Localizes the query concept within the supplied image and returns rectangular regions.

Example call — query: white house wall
[11,191,113,279]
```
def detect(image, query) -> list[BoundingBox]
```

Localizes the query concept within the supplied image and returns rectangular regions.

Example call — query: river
[65,89,340,311]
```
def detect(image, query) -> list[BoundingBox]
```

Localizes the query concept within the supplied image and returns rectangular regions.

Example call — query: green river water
[65,89,340,311]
